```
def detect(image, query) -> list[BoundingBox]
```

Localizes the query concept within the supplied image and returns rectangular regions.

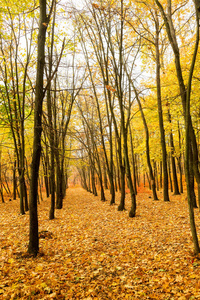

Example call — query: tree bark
[28,0,49,255]
[155,14,170,202]
[167,109,180,195]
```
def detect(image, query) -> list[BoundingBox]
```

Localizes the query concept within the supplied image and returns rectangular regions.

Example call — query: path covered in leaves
[1,187,200,299]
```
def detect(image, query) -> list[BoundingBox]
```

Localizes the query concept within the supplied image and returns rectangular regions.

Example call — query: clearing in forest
[0,187,200,299]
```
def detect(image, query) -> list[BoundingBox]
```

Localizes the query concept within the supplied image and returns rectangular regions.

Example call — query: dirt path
[1,187,200,299]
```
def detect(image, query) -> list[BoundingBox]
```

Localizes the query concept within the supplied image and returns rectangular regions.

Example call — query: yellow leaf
[40,283,47,288]
[189,273,196,279]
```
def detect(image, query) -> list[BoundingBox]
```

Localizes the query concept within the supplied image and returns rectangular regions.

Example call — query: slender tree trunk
[160,161,162,189]
[118,157,126,210]
[96,153,106,201]
[99,174,106,201]
[177,157,183,193]
[81,167,89,191]
[115,140,121,192]
[131,87,158,199]
[184,1,200,254]
[103,159,108,189]
[154,161,159,192]
[189,149,197,208]
[198,184,200,212]
[28,0,49,255]
[114,164,118,192]
[56,160,63,208]
[42,149,50,198]
[177,121,183,193]
[13,158,17,200]
[129,126,137,195]
[39,176,43,202]
[47,5,56,219]
[168,155,173,193]
[88,167,92,193]
[19,172,25,215]
[167,109,180,195]
[155,0,200,186]
[0,149,4,203]
[91,167,97,196]
[24,180,29,211]
[155,14,170,202]
[146,172,151,190]
[135,154,140,188]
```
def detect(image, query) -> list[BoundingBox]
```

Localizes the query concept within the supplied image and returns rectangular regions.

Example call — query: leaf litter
[0,187,200,299]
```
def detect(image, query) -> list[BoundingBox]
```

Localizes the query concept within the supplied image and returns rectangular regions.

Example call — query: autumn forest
[1,0,200,299]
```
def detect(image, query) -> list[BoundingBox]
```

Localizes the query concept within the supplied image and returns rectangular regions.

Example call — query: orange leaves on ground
[1,188,200,299]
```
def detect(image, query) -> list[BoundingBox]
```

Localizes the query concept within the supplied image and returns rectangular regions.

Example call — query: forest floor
[1,187,200,300]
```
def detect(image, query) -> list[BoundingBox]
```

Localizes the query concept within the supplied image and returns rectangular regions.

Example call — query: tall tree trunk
[19,171,25,215]
[177,121,183,193]
[146,172,151,190]
[168,155,173,193]
[135,154,140,188]
[0,149,4,203]
[24,180,29,211]
[189,149,197,208]
[184,0,200,254]
[42,151,50,198]
[154,161,159,192]
[117,151,126,210]
[88,167,92,193]
[160,161,162,189]
[167,109,180,195]
[155,14,170,202]
[124,131,137,217]
[103,158,108,190]
[28,0,50,255]
[47,5,56,219]
[13,158,17,200]
[115,139,121,192]
[129,126,137,195]
[113,164,118,192]
[91,167,97,196]
[130,86,158,200]
[198,184,200,212]
[56,159,63,209]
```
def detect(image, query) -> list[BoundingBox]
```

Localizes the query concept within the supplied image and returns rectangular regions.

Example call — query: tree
[167,107,180,195]
[76,5,116,205]
[155,0,200,253]
[28,0,54,256]
[130,81,158,201]
[46,0,56,220]
[0,7,35,213]
[154,11,170,202]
